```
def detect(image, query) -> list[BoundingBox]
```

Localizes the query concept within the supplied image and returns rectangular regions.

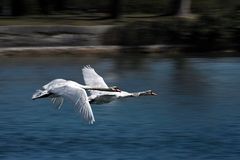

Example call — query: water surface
[0,55,240,160]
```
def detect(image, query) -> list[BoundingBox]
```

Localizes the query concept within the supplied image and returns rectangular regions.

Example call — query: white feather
[43,79,67,90]
[49,82,95,124]
[51,97,64,110]
[82,66,108,96]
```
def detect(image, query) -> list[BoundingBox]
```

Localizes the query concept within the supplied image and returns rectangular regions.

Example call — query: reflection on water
[0,54,240,160]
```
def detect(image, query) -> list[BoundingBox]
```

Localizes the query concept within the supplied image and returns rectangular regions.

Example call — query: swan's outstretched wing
[51,97,64,110]
[82,66,108,95]
[50,83,95,124]
[43,79,67,90]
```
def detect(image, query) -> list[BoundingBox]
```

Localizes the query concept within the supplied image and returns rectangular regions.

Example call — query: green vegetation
[103,8,240,51]
[0,0,239,16]
[0,0,239,51]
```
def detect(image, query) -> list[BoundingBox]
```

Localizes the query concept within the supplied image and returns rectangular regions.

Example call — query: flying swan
[32,66,156,124]
[32,79,120,124]
[82,66,157,105]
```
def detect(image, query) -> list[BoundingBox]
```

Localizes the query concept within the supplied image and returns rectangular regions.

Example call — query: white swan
[82,66,157,105]
[32,79,120,124]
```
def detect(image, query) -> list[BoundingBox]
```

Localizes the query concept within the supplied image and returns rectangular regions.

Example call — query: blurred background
[0,0,239,52]
[0,0,239,17]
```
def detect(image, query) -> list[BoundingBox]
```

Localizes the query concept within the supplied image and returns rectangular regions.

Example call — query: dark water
[0,55,240,160]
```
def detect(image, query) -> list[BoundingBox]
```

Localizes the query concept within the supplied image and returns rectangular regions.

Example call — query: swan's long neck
[131,91,147,97]
[130,90,157,97]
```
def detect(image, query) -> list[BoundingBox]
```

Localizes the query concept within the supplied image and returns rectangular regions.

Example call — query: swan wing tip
[83,65,94,70]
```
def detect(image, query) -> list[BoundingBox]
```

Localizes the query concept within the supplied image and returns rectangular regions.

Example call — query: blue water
[0,56,240,160]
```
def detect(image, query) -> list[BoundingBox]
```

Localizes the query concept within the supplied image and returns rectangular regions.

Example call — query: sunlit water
[0,55,240,160]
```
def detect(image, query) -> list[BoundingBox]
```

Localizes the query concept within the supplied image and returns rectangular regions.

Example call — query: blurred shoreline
[0,24,186,57]
[0,1,239,56]
[0,45,238,57]
[0,45,183,56]
[0,13,239,57]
